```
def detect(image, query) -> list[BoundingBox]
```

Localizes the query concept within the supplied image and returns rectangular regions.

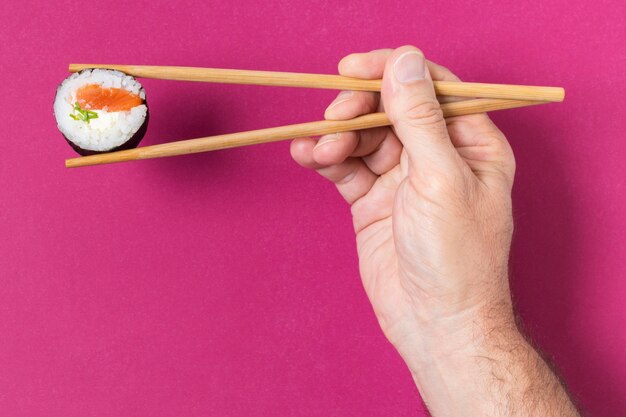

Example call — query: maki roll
[54,69,149,155]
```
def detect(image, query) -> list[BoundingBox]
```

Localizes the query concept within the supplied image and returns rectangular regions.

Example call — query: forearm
[401,304,580,417]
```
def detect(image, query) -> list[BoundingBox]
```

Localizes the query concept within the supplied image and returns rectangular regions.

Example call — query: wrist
[389,285,580,416]
[402,312,532,417]
[394,297,519,376]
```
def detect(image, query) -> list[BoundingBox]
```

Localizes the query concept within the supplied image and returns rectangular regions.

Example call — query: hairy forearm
[401,304,580,417]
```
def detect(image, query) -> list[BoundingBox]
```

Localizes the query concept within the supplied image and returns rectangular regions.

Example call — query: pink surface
[0,1,625,416]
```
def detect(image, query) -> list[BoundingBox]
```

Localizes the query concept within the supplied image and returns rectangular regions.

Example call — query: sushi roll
[54,69,149,155]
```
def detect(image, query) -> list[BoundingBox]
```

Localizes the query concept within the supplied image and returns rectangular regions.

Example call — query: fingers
[338,49,392,79]
[290,136,325,169]
[293,46,516,197]
[324,90,379,120]
[339,49,461,84]
[361,129,403,174]
[292,47,477,202]
[317,82,397,173]
[317,158,378,204]
[290,137,378,204]
[313,128,402,175]
[316,49,403,174]
[427,60,461,82]
[381,46,461,181]
[320,52,387,167]
[314,88,379,167]
[339,50,460,83]
[330,49,388,122]
[312,132,359,166]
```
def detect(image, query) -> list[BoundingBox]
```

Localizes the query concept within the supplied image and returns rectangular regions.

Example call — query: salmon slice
[76,84,143,112]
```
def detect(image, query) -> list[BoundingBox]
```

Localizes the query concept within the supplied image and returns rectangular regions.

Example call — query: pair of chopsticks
[65,64,565,168]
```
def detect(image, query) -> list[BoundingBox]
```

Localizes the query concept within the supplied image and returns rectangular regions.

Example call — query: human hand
[290,46,516,369]
[291,46,581,417]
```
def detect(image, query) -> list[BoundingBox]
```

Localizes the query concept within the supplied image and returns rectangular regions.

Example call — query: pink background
[1,1,624,416]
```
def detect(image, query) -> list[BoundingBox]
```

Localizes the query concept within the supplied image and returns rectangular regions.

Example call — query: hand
[291,46,516,361]
[291,46,580,417]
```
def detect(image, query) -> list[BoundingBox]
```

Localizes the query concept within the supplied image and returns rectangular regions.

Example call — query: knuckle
[488,135,516,177]
[335,163,361,185]
[401,98,445,128]
[356,92,377,114]
[488,135,510,156]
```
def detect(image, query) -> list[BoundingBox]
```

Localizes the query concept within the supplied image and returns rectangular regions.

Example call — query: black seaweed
[63,109,149,156]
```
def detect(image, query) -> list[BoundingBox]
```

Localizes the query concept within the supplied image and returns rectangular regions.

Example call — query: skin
[291,46,580,416]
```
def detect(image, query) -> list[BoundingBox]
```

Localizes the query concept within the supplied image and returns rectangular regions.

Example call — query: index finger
[338,49,460,83]
[338,49,392,79]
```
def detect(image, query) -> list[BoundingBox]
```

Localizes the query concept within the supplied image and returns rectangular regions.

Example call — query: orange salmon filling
[76,84,143,112]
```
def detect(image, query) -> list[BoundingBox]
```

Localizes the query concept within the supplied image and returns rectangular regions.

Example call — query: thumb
[382,46,460,180]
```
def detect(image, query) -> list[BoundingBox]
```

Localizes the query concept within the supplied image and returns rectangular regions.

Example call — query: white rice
[54,69,147,151]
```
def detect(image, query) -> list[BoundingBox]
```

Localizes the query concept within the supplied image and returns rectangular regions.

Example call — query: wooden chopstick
[65,98,545,168]
[69,64,565,102]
